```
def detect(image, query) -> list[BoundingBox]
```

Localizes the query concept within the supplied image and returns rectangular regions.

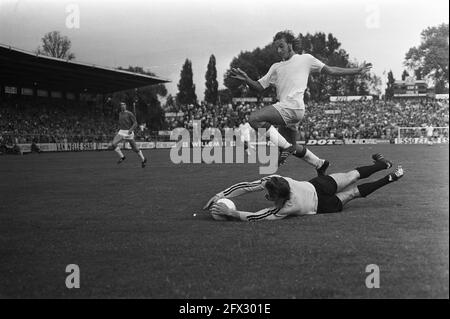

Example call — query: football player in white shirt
[230,30,372,173]
[238,120,254,155]
[204,154,403,221]
[425,124,434,146]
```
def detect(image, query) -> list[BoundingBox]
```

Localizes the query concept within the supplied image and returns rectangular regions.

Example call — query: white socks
[114,146,124,158]
[267,126,291,149]
[137,150,145,161]
[303,149,324,169]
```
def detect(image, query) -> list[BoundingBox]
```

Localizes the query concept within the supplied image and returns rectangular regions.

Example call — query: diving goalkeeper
[204,154,403,221]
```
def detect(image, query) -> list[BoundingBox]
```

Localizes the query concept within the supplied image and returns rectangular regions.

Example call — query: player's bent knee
[336,187,360,206]
[248,114,261,130]
[129,143,138,152]
[249,115,271,130]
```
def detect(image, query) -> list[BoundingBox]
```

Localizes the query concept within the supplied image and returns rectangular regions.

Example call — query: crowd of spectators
[165,98,449,140]
[0,97,449,148]
[302,98,449,139]
[165,101,258,132]
[0,99,151,143]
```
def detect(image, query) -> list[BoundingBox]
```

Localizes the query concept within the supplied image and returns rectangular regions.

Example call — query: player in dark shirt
[110,102,147,168]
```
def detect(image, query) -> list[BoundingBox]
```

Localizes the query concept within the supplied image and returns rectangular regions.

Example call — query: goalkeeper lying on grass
[204,153,403,221]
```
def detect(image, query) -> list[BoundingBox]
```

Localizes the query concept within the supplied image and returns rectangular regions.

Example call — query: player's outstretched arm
[321,62,372,76]
[230,68,264,92]
[203,176,273,210]
[211,203,286,221]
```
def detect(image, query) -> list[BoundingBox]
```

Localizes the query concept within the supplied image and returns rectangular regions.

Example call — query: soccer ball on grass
[210,198,236,221]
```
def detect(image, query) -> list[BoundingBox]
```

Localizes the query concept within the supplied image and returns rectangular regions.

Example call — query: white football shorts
[117,129,135,140]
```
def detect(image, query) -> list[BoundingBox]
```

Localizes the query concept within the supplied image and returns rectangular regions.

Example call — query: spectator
[1,97,448,142]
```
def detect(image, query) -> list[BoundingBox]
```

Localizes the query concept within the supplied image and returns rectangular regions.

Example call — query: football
[211,198,236,221]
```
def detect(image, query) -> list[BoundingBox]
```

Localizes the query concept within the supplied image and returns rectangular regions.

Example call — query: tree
[177,59,197,105]
[368,74,382,96]
[164,94,175,110]
[405,23,449,93]
[111,66,167,131]
[414,69,422,80]
[204,54,219,104]
[224,45,278,98]
[218,88,233,105]
[224,31,359,101]
[36,31,75,60]
[401,70,409,81]
[385,70,395,99]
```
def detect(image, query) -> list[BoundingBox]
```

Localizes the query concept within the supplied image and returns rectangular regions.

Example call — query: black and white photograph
[0,0,448,304]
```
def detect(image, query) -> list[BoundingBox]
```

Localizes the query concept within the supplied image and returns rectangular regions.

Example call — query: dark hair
[265,176,291,202]
[273,30,298,49]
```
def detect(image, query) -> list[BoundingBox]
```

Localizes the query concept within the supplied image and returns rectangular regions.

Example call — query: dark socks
[356,161,386,179]
[357,175,391,197]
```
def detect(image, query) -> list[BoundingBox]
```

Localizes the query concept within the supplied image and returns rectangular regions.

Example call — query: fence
[0,132,172,144]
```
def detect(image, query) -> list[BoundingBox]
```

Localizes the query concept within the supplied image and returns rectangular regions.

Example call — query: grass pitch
[0,144,448,298]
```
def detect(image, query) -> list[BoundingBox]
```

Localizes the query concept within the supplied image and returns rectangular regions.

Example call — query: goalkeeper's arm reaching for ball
[203,175,275,210]
[203,175,293,221]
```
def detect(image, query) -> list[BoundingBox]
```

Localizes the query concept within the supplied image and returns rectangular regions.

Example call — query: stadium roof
[0,43,170,94]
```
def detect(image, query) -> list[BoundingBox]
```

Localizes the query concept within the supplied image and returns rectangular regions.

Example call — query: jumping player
[204,154,403,221]
[230,30,372,172]
[110,102,147,168]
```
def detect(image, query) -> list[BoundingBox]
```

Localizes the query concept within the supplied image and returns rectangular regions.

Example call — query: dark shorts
[309,175,343,214]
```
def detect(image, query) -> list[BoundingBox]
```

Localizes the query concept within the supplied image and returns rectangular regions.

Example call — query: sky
[0,0,448,100]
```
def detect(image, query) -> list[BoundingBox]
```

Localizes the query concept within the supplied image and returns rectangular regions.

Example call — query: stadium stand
[164,98,449,140]
[1,97,448,146]
[0,44,448,148]
[0,44,169,147]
